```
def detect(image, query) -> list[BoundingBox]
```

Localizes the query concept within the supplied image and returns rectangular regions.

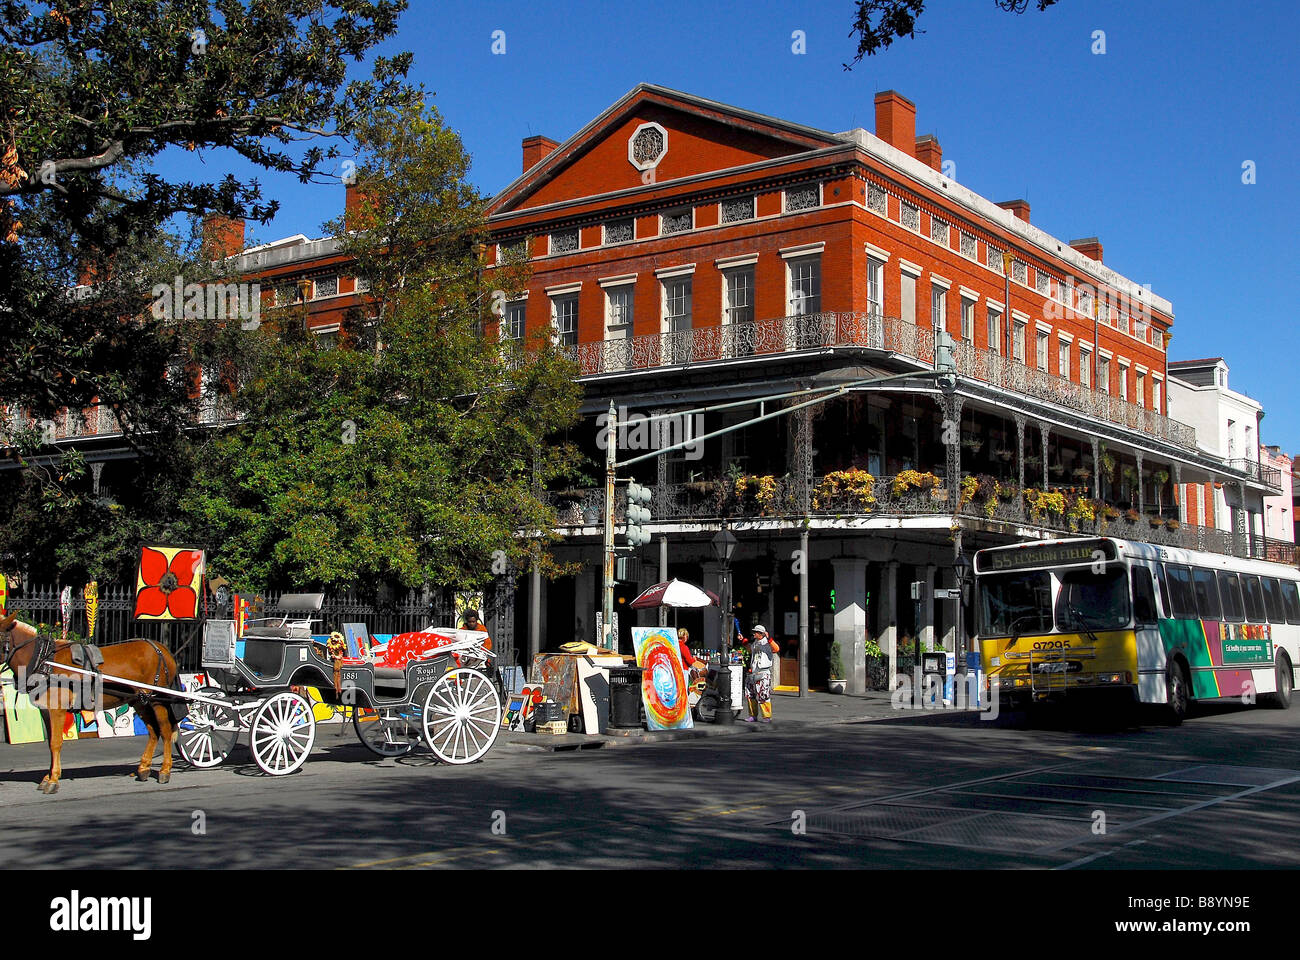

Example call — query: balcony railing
[3,400,238,444]
[546,475,1291,563]
[564,312,1198,449]
[1227,458,1283,492]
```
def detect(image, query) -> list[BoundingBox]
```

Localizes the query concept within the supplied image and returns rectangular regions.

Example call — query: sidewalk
[500,689,981,752]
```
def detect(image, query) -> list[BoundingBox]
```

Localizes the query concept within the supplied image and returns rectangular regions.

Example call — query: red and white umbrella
[630,579,719,610]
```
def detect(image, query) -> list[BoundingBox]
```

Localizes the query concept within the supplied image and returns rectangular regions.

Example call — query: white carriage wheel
[177,688,240,769]
[250,691,317,776]
[422,668,501,765]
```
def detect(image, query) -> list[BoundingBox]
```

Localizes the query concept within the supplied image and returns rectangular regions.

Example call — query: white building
[1167,357,1283,556]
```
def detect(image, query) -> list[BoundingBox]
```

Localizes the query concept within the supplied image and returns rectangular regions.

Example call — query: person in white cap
[742,624,780,722]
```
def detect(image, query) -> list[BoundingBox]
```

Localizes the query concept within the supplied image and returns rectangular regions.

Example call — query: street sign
[935,588,962,600]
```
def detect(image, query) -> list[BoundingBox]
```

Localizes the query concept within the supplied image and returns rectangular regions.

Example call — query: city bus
[974,537,1299,722]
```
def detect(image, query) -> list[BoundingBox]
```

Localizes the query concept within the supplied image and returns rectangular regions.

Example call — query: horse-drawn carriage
[1,581,503,792]
[176,592,503,775]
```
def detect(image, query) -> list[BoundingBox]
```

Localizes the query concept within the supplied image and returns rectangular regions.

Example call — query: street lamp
[710,527,738,725]
[952,552,972,664]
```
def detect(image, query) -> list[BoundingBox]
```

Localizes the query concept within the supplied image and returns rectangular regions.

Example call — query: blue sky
[194,0,1300,453]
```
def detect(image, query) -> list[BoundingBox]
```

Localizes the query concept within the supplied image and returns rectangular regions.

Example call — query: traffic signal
[625,481,653,547]
[933,328,957,392]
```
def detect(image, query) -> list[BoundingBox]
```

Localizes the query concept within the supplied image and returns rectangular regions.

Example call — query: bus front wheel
[1165,660,1190,726]
[1264,657,1293,709]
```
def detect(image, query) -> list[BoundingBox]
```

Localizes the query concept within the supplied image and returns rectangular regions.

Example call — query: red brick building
[8,84,1280,690]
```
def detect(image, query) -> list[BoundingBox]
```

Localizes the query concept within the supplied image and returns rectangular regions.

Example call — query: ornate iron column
[1173,463,1184,523]
[1091,437,1102,501]
[1014,413,1027,517]
[1037,421,1049,490]
[1135,451,1145,515]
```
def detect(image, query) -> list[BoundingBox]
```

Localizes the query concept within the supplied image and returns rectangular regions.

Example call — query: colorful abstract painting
[1,666,45,744]
[633,626,693,731]
[134,545,206,620]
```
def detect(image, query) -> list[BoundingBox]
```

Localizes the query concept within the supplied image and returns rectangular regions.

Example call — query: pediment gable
[490,85,840,215]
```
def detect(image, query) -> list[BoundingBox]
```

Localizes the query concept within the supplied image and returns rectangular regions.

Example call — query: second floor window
[503,301,525,341]
[987,308,1001,355]
[1099,356,1111,394]
[552,295,578,346]
[930,284,946,330]
[867,258,884,319]
[1058,340,1070,379]
[606,286,633,338]
[1080,349,1091,388]
[664,278,692,332]
[724,268,754,326]
[788,257,820,315]
[1013,320,1026,363]
[960,297,975,342]
[1036,329,1049,370]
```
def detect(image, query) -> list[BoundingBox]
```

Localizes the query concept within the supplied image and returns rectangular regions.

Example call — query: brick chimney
[522,135,559,173]
[345,180,377,231]
[1070,237,1103,262]
[874,91,916,158]
[914,135,942,172]
[202,214,245,259]
[997,199,1031,223]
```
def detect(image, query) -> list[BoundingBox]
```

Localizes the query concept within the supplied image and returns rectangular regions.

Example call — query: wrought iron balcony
[3,399,239,445]
[564,312,1197,449]
[1226,458,1284,492]
[547,476,1272,562]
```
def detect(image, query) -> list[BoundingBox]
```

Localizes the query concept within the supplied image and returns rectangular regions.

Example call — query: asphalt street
[3,694,1298,872]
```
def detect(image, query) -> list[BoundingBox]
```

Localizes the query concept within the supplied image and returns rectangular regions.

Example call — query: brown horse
[0,613,182,794]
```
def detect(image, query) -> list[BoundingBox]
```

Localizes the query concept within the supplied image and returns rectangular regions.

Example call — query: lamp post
[952,551,972,665]
[711,527,738,725]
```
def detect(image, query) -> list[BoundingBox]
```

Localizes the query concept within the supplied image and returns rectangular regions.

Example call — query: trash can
[608,666,644,729]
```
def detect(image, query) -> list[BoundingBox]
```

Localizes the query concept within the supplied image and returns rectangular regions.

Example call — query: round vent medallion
[628,122,668,172]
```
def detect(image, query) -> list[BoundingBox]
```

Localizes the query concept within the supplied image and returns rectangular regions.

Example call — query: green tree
[847,0,1058,64]
[184,102,583,592]
[0,0,416,433]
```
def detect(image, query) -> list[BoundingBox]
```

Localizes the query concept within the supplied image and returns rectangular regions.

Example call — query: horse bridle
[0,618,37,673]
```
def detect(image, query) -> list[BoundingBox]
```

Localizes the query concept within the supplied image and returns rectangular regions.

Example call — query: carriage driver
[459,609,493,651]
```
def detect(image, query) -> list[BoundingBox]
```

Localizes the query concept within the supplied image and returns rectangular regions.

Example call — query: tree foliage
[847,0,1058,65]
[183,103,583,592]
[0,0,416,436]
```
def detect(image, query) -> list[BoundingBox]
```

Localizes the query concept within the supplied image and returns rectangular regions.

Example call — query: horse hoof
[135,771,150,782]
[158,773,170,784]
[40,781,58,795]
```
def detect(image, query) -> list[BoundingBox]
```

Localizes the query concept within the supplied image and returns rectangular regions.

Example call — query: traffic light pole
[603,400,617,651]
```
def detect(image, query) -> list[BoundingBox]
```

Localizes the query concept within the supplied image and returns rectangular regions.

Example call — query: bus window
[1281,580,1300,625]
[1217,572,1244,622]
[979,572,1052,637]
[1192,568,1222,620]
[1165,564,1197,619]
[1260,577,1286,623]
[1057,568,1131,632]
[1240,575,1265,623]
[1131,568,1157,625]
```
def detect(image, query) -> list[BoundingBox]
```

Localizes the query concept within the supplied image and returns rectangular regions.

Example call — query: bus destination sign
[975,539,1117,573]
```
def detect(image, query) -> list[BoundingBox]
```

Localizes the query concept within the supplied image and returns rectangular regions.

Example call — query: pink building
[1262,445,1296,550]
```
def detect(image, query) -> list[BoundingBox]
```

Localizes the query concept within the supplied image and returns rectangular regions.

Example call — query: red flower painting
[134,546,205,620]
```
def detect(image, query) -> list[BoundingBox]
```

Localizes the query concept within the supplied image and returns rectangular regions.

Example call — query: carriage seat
[373,666,407,695]
[244,592,325,640]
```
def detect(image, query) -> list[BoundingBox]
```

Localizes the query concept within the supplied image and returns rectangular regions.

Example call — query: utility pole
[602,400,616,651]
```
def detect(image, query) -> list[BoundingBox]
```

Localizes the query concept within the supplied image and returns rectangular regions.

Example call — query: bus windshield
[1056,568,1130,632]
[980,571,1052,638]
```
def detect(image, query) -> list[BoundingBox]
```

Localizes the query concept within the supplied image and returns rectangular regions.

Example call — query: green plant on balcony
[1166,518,1181,532]
[1024,488,1065,521]
[891,470,941,498]
[1066,495,1096,532]
[1072,467,1093,484]
[959,475,979,509]
[734,474,780,516]
[1100,448,1116,481]
[813,468,876,512]
[1125,508,1141,524]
